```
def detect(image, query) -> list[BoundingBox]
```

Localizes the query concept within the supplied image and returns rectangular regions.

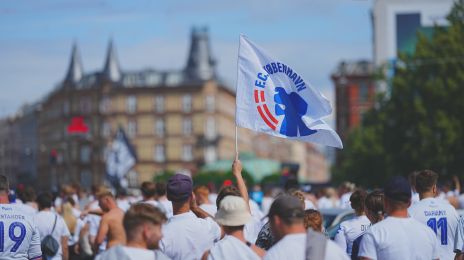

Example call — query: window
[63,101,70,115]
[154,145,165,162]
[127,95,137,113]
[359,82,369,102]
[155,119,165,137]
[182,145,193,161]
[102,122,111,137]
[205,95,215,112]
[79,97,92,114]
[183,118,192,136]
[80,170,92,189]
[154,96,164,113]
[205,117,216,139]
[100,96,111,113]
[80,145,91,163]
[182,94,192,113]
[128,120,137,138]
[204,146,217,163]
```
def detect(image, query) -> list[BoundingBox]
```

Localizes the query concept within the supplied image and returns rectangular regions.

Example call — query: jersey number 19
[0,221,26,252]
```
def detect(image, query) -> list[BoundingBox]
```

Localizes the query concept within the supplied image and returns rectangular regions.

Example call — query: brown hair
[364,190,384,222]
[350,189,367,213]
[304,209,323,232]
[96,190,114,200]
[124,203,167,241]
[415,170,439,194]
[289,190,306,210]
[216,186,241,209]
[141,181,157,198]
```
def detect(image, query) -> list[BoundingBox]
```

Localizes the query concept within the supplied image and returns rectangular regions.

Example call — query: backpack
[41,214,60,257]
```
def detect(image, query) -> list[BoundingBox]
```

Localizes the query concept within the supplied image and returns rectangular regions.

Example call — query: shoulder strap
[50,214,58,234]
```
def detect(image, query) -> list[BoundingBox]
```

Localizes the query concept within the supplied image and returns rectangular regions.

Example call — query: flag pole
[234,35,242,161]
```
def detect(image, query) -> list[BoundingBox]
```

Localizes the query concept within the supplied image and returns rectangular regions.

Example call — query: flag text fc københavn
[235,35,343,149]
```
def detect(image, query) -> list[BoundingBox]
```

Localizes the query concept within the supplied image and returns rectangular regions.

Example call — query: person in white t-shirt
[334,189,370,256]
[202,195,265,260]
[96,203,170,260]
[155,182,173,218]
[140,182,166,215]
[35,192,71,260]
[264,195,348,260]
[159,173,221,260]
[359,176,439,260]
[194,185,217,217]
[408,169,459,260]
[0,175,43,260]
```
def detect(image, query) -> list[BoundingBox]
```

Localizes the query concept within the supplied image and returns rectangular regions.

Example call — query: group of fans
[2,161,464,259]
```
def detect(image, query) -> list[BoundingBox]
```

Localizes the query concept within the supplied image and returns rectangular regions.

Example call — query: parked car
[320,208,355,239]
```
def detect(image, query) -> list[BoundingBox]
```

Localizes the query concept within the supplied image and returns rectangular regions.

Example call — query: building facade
[34,28,329,189]
[331,61,376,142]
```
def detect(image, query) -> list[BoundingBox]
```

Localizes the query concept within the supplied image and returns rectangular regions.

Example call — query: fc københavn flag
[105,128,137,188]
[235,35,343,148]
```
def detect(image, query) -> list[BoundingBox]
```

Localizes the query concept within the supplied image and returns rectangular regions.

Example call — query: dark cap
[384,176,411,203]
[268,194,304,220]
[167,174,193,202]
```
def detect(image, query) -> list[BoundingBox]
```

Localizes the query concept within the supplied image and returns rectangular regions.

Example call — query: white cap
[215,195,251,226]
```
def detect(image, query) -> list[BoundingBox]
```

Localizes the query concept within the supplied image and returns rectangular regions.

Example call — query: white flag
[105,128,136,180]
[235,35,343,148]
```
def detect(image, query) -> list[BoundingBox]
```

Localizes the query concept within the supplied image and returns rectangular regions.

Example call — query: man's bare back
[104,208,126,248]
[95,207,126,250]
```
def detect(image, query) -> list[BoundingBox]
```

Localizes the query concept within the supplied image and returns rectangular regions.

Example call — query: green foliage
[335,1,464,187]
[154,170,256,189]
[192,170,255,188]
[260,173,281,186]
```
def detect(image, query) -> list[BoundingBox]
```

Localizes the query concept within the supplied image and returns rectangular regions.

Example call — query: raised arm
[232,159,250,213]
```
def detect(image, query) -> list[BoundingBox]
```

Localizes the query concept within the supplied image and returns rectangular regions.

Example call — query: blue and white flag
[235,35,343,148]
[105,128,137,188]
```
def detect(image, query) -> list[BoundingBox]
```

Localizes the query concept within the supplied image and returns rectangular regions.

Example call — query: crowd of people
[2,163,464,259]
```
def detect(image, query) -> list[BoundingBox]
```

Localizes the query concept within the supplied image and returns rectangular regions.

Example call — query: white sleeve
[455,217,464,252]
[358,231,377,260]
[28,224,43,259]
[333,224,348,253]
[206,217,221,242]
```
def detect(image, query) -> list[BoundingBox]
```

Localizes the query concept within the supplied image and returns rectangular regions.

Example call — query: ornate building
[36,27,328,189]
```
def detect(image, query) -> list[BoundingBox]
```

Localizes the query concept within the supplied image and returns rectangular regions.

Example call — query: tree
[335,1,464,187]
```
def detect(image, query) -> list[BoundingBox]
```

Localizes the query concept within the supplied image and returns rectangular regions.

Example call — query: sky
[0,0,373,126]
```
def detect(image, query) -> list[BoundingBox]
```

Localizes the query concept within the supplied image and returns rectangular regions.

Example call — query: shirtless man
[93,191,126,253]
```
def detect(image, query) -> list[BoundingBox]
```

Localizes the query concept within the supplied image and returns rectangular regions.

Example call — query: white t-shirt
[261,197,273,215]
[200,203,217,217]
[340,192,352,209]
[408,197,459,260]
[325,239,351,260]
[141,200,167,215]
[0,204,42,260]
[117,199,131,212]
[95,245,170,260]
[159,211,221,260]
[359,217,439,260]
[317,197,340,209]
[35,211,71,260]
[334,215,370,255]
[158,199,173,218]
[264,233,306,260]
[208,235,260,260]
[305,199,316,210]
[265,233,349,260]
